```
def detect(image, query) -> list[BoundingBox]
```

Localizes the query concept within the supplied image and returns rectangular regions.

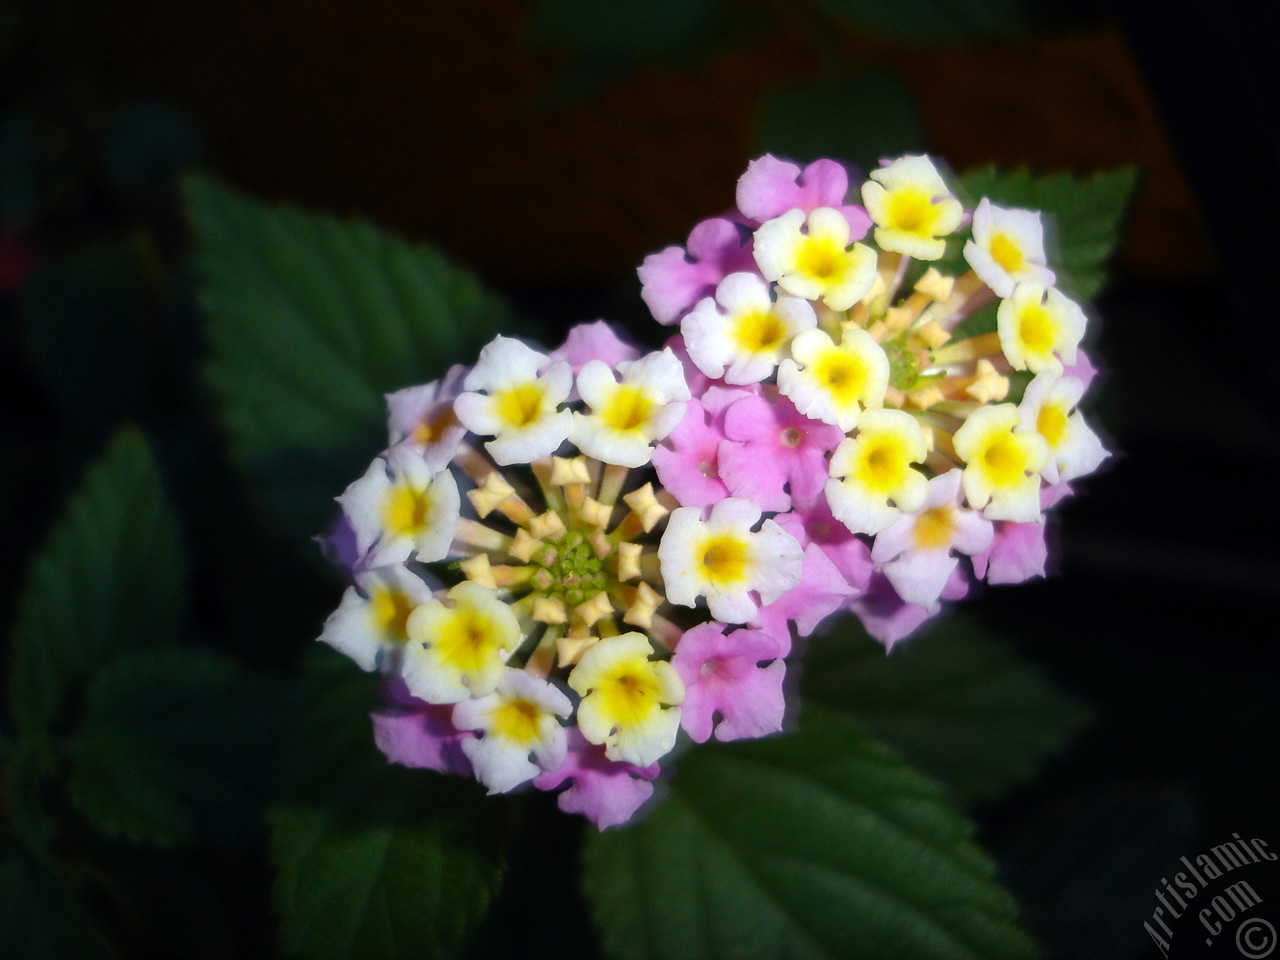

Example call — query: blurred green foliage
[803,616,1090,804]
[8,432,187,740]
[584,710,1037,960]
[185,175,518,540]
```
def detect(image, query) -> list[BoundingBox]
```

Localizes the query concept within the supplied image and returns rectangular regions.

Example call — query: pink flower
[735,155,872,239]
[1062,349,1098,392]
[672,623,786,744]
[1042,481,1074,510]
[719,392,844,511]
[972,483,1070,584]
[651,397,731,509]
[774,496,874,594]
[849,566,970,649]
[547,320,641,375]
[315,513,368,580]
[971,521,1047,585]
[371,679,474,775]
[533,730,660,830]
[751,544,856,651]
[638,217,757,326]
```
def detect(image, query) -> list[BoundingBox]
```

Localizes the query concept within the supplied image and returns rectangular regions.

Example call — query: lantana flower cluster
[318,153,1108,828]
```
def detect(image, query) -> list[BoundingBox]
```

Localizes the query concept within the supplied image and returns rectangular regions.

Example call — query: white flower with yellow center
[996,280,1086,374]
[318,565,437,672]
[570,348,690,467]
[338,447,460,567]
[453,668,572,794]
[454,336,573,465]
[963,198,1056,298]
[1019,372,1108,484]
[777,327,890,431]
[658,498,804,624]
[568,633,684,767]
[681,272,817,384]
[870,470,993,608]
[385,365,469,472]
[753,207,878,311]
[402,580,521,703]
[825,409,929,535]
[861,155,964,260]
[953,403,1050,521]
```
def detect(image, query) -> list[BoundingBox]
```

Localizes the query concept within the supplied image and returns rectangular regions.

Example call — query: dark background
[2,1,1277,958]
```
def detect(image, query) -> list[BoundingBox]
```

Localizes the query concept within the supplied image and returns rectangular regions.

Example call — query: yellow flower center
[814,351,867,404]
[1037,404,1069,449]
[602,385,656,433]
[435,609,504,677]
[384,484,431,536]
[912,506,955,551]
[1018,304,1056,356]
[410,406,459,445]
[886,188,934,235]
[989,232,1025,274]
[369,587,416,643]
[492,698,543,744]
[494,381,545,428]
[797,236,845,281]
[598,668,661,726]
[732,309,787,354]
[698,534,750,585]
[857,437,907,493]
[981,434,1028,488]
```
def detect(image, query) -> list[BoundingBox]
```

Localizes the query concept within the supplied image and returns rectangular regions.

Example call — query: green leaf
[65,646,281,845]
[278,645,397,814]
[7,430,185,738]
[814,0,1030,43]
[530,0,722,60]
[953,167,1138,300]
[0,854,111,960]
[801,615,1090,803]
[584,711,1035,960]
[269,646,512,959]
[280,645,497,819]
[270,795,508,960]
[754,67,927,173]
[184,175,515,539]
